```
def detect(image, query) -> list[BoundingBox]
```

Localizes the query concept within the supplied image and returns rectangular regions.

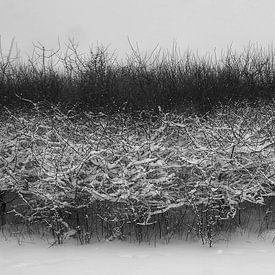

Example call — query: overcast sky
[1,0,275,59]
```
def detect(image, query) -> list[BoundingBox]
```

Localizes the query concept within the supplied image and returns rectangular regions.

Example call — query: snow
[1,232,275,275]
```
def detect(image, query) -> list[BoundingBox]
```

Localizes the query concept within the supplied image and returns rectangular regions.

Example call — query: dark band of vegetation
[1,39,275,113]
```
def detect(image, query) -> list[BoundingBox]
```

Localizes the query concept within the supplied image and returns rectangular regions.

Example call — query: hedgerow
[0,102,275,246]
[1,39,275,114]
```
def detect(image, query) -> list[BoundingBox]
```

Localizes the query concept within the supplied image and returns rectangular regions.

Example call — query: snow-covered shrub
[0,103,275,246]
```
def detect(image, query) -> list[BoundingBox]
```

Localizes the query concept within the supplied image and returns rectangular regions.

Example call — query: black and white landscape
[1,1,275,274]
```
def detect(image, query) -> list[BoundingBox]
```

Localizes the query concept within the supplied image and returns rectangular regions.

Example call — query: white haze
[0,0,275,58]
[1,232,275,275]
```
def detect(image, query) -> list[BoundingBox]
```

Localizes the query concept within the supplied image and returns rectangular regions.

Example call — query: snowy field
[1,232,275,275]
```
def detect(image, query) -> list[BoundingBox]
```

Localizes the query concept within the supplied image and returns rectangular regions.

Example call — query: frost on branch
[0,105,275,245]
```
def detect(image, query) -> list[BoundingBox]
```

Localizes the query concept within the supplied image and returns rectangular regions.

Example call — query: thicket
[0,102,275,246]
[1,39,275,114]
[1,39,275,246]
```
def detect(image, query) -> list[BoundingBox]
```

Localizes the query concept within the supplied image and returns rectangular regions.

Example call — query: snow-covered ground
[1,232,275,275]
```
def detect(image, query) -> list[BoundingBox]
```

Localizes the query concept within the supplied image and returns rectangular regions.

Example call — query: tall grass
[1,39,275,114]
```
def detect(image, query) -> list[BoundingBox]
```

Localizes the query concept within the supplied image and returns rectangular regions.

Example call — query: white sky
[0,0,275,59]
